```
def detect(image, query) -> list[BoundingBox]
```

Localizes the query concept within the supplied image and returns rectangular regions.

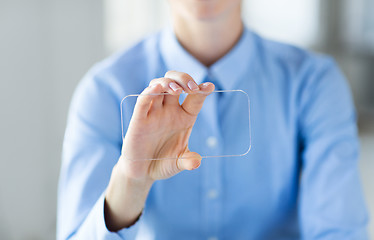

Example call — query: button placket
[200,89,223,239]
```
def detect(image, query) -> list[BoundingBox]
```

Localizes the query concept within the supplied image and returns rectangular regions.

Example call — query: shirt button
[208,237,218,240]
[206,136,218,148]
[207,189,218,199]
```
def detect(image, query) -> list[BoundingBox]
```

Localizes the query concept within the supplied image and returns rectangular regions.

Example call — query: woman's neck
[172,11,243,67]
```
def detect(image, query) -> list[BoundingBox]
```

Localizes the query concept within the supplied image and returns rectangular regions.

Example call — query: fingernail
[202,82,211,88]
[188,81,199,91]
[192,162,201,170]
[169,82,181,92]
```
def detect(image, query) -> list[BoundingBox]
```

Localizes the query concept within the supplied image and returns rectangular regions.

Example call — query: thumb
[176,150,202,171]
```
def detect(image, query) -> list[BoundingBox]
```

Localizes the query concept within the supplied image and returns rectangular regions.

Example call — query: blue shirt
[57,27,369,240]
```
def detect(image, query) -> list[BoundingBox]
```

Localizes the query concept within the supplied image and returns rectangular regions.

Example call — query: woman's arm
[104,71,214,231]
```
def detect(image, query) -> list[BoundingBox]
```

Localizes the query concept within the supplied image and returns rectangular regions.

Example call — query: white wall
[0,1,104,239]
[104,0,320,52]
[105,0,169,53]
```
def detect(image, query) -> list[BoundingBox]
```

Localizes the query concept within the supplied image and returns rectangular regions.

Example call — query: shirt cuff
[78,193,141,240]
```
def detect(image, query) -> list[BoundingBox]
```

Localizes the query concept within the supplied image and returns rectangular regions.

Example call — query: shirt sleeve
[297,57,369,239]
[57,71,141,240]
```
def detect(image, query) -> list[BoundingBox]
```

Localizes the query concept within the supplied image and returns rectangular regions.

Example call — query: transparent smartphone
[121,90,250,161]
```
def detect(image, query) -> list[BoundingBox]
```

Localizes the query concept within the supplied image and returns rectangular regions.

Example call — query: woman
[57,0,369,239]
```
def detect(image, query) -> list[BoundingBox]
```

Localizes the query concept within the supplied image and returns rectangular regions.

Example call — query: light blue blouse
[57,27,369,239]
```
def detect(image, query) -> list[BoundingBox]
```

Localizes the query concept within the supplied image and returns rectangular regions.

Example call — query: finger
[181,82,215,116]
[149,94,164,112]
[149,77,183,95]
[160,81,181,106]
[176,151,202,171]
[149,78,183,105]
[163,94,180,106]
[133,84,163,119]
[164,71,200,94]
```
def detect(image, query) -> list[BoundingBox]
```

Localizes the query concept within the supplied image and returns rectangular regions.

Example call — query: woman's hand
[105,71,214,231]
[121,70,214,180]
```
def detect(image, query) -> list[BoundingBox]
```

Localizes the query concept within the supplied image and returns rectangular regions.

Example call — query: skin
[104,0,243,231]
[169,0,243,66]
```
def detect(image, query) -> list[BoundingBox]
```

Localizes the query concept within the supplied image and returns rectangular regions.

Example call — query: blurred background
[0,0,373,239]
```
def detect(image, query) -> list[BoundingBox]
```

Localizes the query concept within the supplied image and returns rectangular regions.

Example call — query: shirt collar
[159,26,255,90]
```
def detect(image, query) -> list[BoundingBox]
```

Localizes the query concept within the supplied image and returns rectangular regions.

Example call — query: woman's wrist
[104,161,154,231]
